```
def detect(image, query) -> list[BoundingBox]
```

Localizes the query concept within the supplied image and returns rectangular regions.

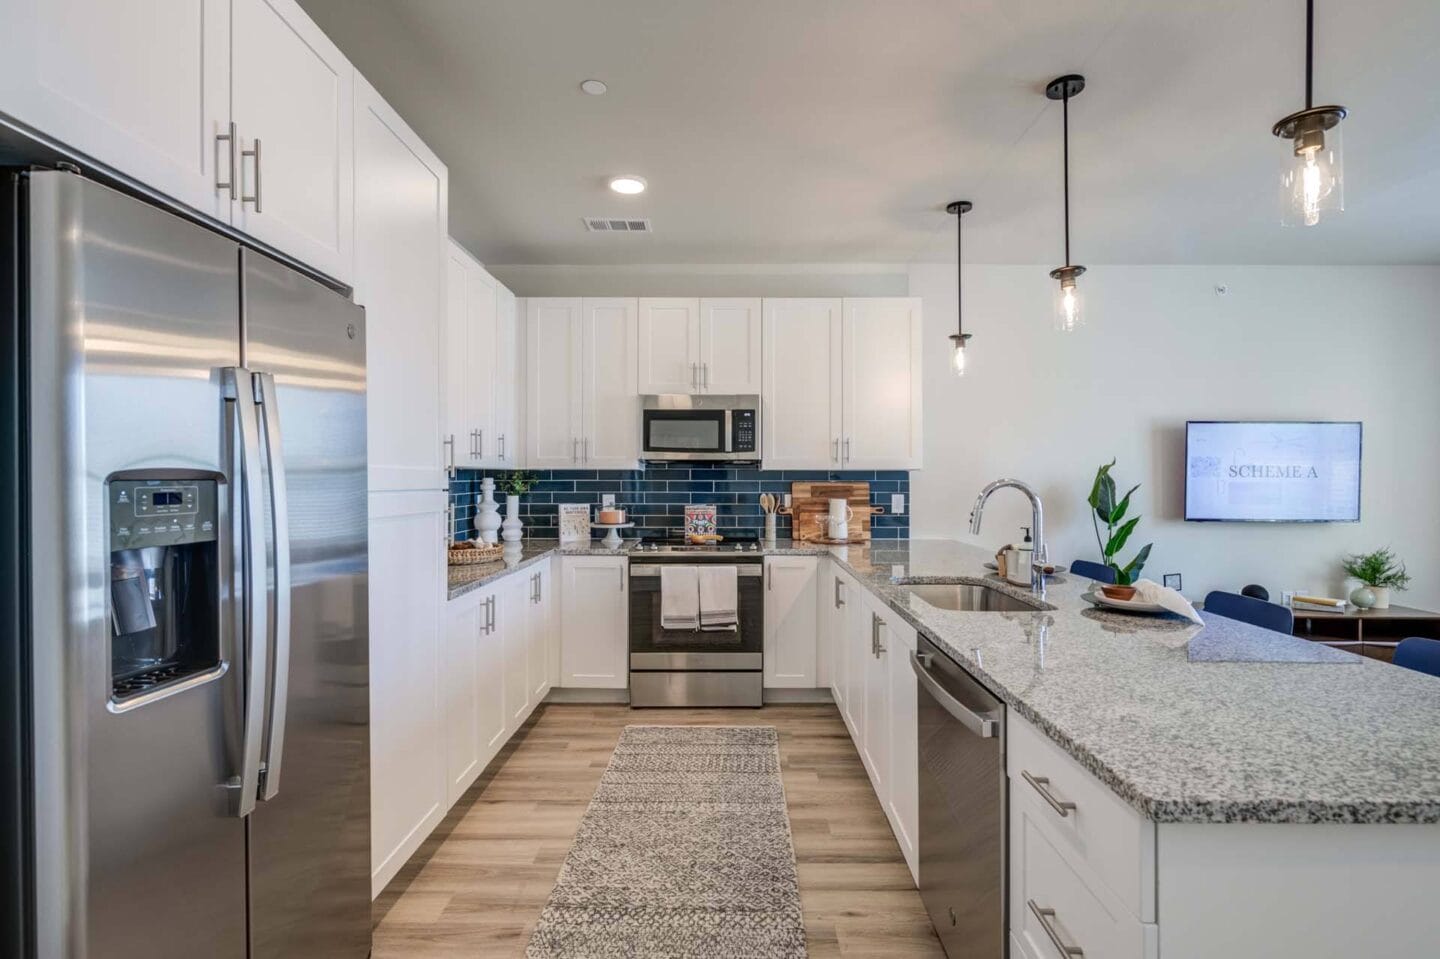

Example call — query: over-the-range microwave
[640,394,760,464]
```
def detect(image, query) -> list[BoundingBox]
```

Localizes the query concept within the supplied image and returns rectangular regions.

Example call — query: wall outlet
[601,493,615,507]
[891,493,905,515]
[1163,573,1182,591]
[1281,590,1296,607]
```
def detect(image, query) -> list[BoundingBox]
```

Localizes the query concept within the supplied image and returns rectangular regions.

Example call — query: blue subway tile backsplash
[449,468,910,543]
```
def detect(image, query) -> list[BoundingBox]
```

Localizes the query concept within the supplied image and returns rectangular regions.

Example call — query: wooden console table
[1292,604,1440,662]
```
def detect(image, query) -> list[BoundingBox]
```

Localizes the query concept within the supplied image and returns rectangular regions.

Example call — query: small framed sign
[558,503,592,544]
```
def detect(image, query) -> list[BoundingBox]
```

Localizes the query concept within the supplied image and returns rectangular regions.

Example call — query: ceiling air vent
[582,217,652,233]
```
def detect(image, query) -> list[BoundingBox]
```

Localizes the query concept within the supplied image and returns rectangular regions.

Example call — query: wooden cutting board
[790,481,878,543]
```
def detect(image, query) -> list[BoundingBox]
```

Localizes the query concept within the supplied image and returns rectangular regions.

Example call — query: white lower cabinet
[763,556,819,688]
[443,591,484,806]
[860,602,890,801]
[368,491,447,896]
[883,607,919,881]
[526,560,555,702]
[560,556,629,688]
[500,574,531,731]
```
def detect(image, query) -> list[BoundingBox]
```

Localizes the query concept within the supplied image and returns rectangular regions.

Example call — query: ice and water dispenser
[108,477,222,701]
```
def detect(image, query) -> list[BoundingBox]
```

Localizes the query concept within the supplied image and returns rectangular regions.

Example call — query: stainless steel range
[627,539,764,707]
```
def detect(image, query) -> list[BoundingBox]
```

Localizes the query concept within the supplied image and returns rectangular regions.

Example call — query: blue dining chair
[1202,590,1294,634]
[1065,555,1117,578]
[1067,559,1117,584]
[1393,638,1440,678]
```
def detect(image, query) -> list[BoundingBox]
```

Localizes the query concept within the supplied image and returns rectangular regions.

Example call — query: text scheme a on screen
[1184,421,1361,523]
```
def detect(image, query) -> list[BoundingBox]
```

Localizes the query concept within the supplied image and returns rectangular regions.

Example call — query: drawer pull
[1028,899,1084,957]
[1022,770,1077,818]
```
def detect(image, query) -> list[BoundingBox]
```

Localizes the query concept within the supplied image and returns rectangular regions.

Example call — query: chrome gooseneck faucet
[969,478,1049,592]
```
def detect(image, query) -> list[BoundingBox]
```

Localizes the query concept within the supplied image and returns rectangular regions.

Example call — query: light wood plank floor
[372,703,946,958]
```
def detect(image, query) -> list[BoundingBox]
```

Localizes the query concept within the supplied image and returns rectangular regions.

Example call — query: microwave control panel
[731,410,757,453]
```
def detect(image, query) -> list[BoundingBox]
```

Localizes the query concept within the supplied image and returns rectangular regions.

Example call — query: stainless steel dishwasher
[912,635,1006,958]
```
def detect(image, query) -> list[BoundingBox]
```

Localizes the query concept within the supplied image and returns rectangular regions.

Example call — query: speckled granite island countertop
[828,539,1440,825]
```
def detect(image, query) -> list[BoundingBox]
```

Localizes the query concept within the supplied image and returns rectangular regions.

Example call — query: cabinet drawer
[1008,711,1155,921]
[1012,792,1158,959]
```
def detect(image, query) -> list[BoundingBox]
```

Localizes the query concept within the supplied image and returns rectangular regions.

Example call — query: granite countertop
[447,537,827,599]
[827,540,1440,825]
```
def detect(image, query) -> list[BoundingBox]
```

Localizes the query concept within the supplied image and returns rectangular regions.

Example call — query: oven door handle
[630,564,764,578]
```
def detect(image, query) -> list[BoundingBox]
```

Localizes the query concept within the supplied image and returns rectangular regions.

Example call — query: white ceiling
[299,0,1440,266]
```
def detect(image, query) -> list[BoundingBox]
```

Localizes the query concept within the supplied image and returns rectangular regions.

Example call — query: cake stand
[590,521,634,549]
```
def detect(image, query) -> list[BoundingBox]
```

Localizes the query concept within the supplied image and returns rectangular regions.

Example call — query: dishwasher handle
[911,650,999,738]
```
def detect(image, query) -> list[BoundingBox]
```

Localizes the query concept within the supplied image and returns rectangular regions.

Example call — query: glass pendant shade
[949,333,971,377]
[1279,119,1343,227]
[1053,277,1082,333]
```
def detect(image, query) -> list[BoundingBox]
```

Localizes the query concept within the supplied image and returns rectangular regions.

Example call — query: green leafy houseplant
[1341,548,1411,590]
[1088,459,1153,587]
[497,470,538,497]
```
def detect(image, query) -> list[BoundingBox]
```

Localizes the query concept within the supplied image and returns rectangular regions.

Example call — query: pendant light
[945,200,974,377]
[1046,74,1086,333]
[1272,0,1346,227]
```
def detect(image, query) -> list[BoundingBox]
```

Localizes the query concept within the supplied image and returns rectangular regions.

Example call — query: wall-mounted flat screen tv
[1185,421,1362,522]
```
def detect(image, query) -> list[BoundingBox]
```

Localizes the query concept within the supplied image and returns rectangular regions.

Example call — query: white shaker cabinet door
[841,297,923,469]
[861,604,892,808]
[763,556,820,688]
[638,298,700,394]
[465,263,499,466]
[883,609,920,882]
[762,299,842,470]
[476,586,509,767]
[0,0,232,222]
[699,298,763,395]
[368,491,447,895]
[501,575,531,732]
[441,247,472,476]
[560,557,629,689]
[443,593,483,807]
[354,76,448,492]
[493,284,520,466]
[527,561,554,702]
[230,0,354,282]
[580,298,641,469]
[526,298,584,469]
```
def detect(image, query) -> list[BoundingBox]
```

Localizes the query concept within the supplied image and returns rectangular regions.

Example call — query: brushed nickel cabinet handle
[834,577,845,608]
[444,434,455,476]
[583,437,589,463]
[1027,900,1084,957]
[215,121,237,199]
[832,438,840,463]
[702,363,709,390]
[478,429,485,460]
[241,137,262,212]
[843,437,851,463]
[1022,770,1077,818]
[572,438,579,463]
[499,434,506,460]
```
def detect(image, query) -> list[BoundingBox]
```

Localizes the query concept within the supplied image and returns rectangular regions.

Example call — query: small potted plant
[1088,459,1153,600]
[1341,548,1410,610]
[497,471,538,544]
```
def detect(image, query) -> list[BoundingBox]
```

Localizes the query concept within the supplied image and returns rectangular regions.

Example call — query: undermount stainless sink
[900,582,1045,612]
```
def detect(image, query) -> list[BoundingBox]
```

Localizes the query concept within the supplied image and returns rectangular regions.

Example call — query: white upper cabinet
[763,298,843,469]
[494,286,519,466]
[763,556,820,688]
[637,297,762,395]
[354,75,448,492]
[443,241,503,471]
[700,298,763,394]
[526,298,584,469]
[0,0,232,221]
[841,297,923,469]
[580,298,641,469]
[230,0,354,282]
[637,298,700,394]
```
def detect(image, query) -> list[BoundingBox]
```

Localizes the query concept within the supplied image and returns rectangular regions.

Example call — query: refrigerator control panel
[109,478,218,550]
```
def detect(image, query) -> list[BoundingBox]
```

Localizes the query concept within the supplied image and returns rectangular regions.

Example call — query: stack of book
[1291,594,1348,613]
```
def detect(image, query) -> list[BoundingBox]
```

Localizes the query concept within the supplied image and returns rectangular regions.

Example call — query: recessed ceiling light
[580,79,608,96]
[609,175,647,195]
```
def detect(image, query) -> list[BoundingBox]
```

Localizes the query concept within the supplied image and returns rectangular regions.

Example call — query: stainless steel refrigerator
[1,170,371,958]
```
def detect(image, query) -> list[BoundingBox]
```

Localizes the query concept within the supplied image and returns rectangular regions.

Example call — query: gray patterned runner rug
[525,725,807,958]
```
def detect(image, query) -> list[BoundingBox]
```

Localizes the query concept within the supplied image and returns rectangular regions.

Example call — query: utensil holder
[764,513,777,544]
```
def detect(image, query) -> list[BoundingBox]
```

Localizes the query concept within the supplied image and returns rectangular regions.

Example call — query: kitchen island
[824,538,1440,959]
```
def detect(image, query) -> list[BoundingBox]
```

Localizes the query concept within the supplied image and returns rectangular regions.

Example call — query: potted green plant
[1088,459,1153,600]
[497,471,538,544]
[1341,548,1410,610]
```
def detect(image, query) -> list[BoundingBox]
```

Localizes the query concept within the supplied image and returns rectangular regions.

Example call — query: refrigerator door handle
[256,372,291,802]
[223,367,270,818]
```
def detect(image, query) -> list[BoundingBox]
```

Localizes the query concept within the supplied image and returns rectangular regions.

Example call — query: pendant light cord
[1062,88,1071,266]
[1304,0,1314,108]
[955,210,964,336]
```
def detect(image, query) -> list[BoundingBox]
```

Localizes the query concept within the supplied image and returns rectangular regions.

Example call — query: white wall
[489,263,907,298]
[908,263,1440,610]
